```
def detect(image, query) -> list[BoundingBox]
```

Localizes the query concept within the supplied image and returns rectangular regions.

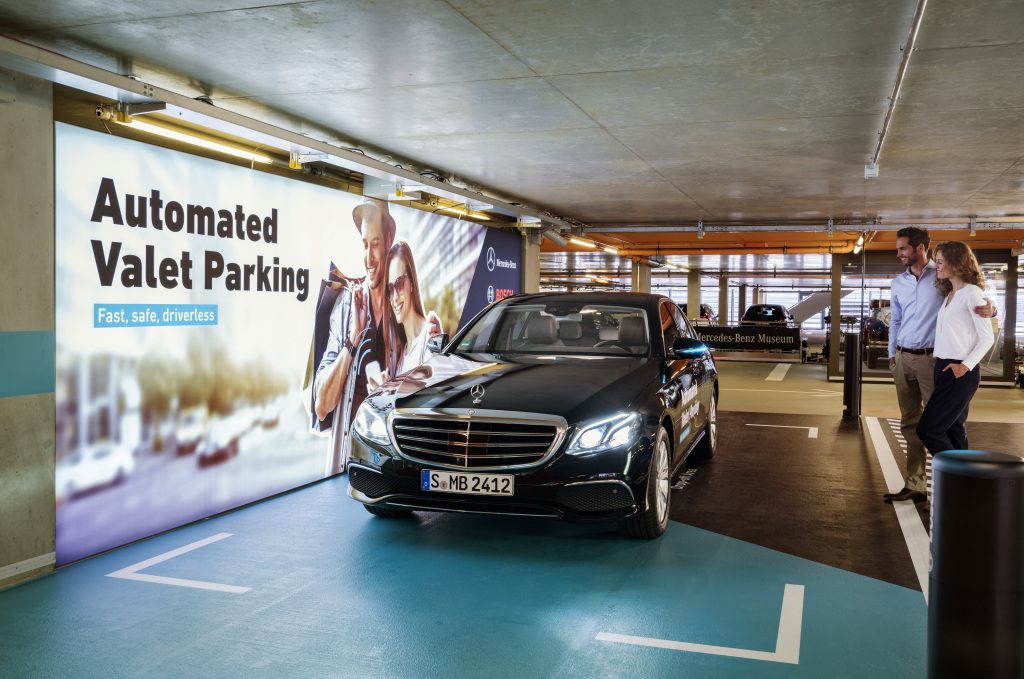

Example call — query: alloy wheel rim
[709,398,717,449]
[656,437,669,522]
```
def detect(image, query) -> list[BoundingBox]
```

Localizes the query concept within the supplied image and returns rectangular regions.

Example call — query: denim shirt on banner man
[888,260,943,358]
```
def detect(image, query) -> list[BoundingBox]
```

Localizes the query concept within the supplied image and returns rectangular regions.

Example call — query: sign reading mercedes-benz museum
[693,326,802,352]
[54,122,519,564]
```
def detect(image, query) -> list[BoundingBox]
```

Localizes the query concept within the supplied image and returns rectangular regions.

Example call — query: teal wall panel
[0,331,55,398]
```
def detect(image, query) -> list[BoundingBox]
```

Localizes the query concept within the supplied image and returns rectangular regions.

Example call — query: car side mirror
[671,336,708,359]
[426,333,449,354]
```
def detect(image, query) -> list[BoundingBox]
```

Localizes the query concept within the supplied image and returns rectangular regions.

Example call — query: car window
[455,303,650,356]
[660,302,680,353]
[743,305,785,322]
[672,304,697,339]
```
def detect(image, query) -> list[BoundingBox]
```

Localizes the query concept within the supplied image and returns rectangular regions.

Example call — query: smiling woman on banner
[916,241,994,455]
[383,241,444,381]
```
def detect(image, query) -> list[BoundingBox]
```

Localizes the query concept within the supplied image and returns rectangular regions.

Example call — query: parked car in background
[175,405,208,455]
[680,303,718,323]
[347,292,719,540]
[740,304,793,326]
[56,442,136,500]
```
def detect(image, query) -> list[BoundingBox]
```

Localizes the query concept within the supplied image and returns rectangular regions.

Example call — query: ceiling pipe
[616,243,858,256]
[584,221,1022,233]
[870,0,930,170]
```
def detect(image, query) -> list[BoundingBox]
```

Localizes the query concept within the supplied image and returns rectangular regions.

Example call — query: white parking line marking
[765,364,792,381]
[106,533,250,594]
[865,417,929,602]
[745,424,818,438]
[597,584,804,664]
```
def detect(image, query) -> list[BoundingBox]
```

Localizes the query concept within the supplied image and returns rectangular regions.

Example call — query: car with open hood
[347,292,719,539]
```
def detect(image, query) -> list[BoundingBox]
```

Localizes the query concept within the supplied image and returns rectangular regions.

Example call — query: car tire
[364,504,414,518]
[691,394,717,462]
[619,427,670,540]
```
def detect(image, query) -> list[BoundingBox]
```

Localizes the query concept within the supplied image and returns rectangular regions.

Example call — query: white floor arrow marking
[765,364,792,381]
[745,423,818,438]
[106,533,250,594]
[597,584,804,664]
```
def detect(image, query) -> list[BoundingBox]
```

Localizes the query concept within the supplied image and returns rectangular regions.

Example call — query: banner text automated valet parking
[88,177,309,327]
[693,326,802,352]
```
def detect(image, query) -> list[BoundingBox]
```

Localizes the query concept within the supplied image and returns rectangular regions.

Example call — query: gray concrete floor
[716,361,1024,426]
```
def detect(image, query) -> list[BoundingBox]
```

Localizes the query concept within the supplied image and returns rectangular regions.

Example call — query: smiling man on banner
[313,198,396,474]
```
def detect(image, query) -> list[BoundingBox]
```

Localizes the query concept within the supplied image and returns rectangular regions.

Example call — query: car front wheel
[619,427,670,539]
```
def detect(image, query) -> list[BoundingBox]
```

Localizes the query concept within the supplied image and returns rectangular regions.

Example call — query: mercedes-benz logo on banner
[487,285,495,303]
[470,384,485,404]
[486,247,496,271]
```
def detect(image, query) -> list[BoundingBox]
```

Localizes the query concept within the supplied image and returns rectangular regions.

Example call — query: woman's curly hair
[933,240,985,298]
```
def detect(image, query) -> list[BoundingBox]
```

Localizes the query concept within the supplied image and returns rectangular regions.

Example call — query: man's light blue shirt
[888,261,942,358]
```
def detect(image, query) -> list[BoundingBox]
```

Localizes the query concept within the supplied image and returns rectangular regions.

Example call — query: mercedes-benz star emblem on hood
[470,384,485,405]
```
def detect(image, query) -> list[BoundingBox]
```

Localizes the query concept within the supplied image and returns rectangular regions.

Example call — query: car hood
[377,353,660,423]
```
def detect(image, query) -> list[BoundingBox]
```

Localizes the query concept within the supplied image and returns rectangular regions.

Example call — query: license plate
[421,470,514,496]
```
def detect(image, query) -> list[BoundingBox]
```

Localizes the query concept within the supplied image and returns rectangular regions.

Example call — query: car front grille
[390,411,565,470]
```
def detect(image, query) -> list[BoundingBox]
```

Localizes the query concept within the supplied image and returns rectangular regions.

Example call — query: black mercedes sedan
[347,292,718,539]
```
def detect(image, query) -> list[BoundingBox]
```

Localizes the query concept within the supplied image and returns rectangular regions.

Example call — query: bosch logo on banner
[487,286,514,304]
[487,246,517,272]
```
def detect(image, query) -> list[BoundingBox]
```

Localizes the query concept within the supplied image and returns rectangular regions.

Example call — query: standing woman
[384,241,443,379]
[916,241,994,454]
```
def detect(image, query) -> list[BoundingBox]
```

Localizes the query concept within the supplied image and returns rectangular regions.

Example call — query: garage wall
[0,66,56,588]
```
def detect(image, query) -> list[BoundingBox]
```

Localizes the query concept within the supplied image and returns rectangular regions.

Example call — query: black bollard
[929,450,1024,678]
[842,332,861,419]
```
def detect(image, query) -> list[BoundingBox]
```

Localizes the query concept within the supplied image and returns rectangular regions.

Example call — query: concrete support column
[0,67,56,589]
[686,269,700,321]
[738,285,747,319]
[631,260,651,293]
[718,276,729,326]
[521,232,541,295]
[828,256,843,379]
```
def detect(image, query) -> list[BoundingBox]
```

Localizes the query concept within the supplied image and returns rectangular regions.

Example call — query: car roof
[502,291,664,308]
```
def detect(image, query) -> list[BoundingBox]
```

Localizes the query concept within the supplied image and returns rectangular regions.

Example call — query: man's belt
[896,345,933,356]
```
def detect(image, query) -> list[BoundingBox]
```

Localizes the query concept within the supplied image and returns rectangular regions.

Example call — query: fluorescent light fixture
[119,117,273,164]
[440,206,490,219]
[853,244,862,255]
[603,246,619,255]
[590,276,612,284]
[856,234,865,246]
[570,238,598,248]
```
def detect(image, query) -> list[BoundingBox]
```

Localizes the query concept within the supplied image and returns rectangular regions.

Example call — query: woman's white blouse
[933,284,994,370]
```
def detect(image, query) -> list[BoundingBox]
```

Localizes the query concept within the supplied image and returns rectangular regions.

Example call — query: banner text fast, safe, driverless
[87,177,310,301]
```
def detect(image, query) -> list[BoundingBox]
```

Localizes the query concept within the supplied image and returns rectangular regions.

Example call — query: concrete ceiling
[1,0,1022,240]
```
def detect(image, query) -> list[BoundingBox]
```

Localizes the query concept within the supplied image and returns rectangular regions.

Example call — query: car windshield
[453,303,650,357]
[744,306,786,322]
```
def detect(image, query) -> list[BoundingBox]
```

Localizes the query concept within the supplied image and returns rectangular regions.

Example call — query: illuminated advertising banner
[54,123,519,564]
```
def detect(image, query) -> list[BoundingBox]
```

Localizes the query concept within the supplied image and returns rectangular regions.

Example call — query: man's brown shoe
[884,488,926,503]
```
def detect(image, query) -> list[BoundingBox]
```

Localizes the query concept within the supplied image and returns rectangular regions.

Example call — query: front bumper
[347,430,653,522]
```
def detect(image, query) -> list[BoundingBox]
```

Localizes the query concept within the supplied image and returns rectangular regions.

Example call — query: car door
[672,304,709,440]
[658,301,693,461]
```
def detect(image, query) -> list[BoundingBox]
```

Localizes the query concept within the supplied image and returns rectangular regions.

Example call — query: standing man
[313,198,396,474]
[884,226,992,503]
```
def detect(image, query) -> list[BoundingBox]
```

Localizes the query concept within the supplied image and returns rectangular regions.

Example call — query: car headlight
[353,401,391,447]
[566,412,639,454]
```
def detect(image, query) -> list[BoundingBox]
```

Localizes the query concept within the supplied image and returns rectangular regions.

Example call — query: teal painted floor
[0,476,926,678]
